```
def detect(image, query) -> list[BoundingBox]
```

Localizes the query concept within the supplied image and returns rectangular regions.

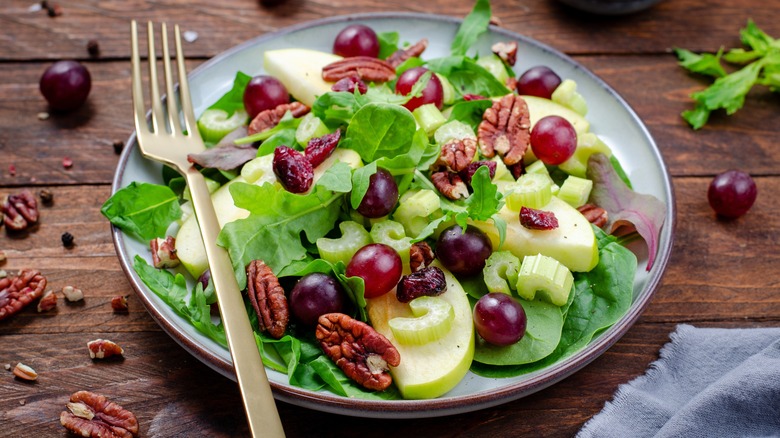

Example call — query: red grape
[243,75,289,119]
[530,115,577,165]
[346,243,403,298]
[395,67,444,111]
[436,225,492,277]
[289,273,346,326]
[333,24,380,58]
[473,293,527,346]
[516,66,561,99]
[356,167,399,218]
[708,170,757,218]
[39,60,92,112]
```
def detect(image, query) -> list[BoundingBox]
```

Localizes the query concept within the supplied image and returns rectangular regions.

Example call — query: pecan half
[434,138,477,173]
[150,236,179,269]
[396,266,447,303]
[386,38,429,68]
[409,241,435,273]
[492,41,518,66]
[2,191,39,231]
[322,56,395,83]
[0,269,46,321]
[247,101,310,136]
[60,391,139,438]
[246,260,289,339]
[477,94,531,166]
[431,171,469,200]
[316,313,400,391]
[578,204,609,228]
[87,339,124,359]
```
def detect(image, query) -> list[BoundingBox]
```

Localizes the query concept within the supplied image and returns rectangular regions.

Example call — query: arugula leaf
[377,31,400,59]
[673,47,726,78]
[344,102,418,162]
[450,0,491,57]
[218,165,352,288]
[464,166,503,221]
[427,56,509,97]
[206,71,252,117]
[101,182,181,242]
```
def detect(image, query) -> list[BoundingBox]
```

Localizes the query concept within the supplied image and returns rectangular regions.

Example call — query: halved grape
[473,292,527,346]
[333,24,379,58]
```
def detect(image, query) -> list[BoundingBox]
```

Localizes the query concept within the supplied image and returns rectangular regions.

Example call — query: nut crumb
[19,400,25,405]
[62,157,73,169]
[87,339,124,359]
[86,39,100,57]
[112,141,124,155]
[4,363,10,370]
[9,164,16,177]
[111,295,128,312]
[37,112,50,120]
[62,286,84,302]
[37,290,57,312]
[45,2,62,17]
[13,363,37,381]
[0,270,7,279]
[182,30,199,43]
[39,189,54,205]
[0,251,6,263]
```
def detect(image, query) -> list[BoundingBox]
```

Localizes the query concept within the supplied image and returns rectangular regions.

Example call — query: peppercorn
[112,141,124,155]
[39,189,54,206]
[87,39,100,57]
[61,232,74,248]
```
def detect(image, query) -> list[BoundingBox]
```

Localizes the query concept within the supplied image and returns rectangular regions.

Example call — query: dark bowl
[557,0,663,14]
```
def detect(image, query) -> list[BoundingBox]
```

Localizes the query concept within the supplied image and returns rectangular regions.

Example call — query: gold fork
[130,21,286,437]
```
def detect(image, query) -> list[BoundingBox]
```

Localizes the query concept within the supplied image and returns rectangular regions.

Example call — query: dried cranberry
[508,161,525,180]
[396,266,447,303]
[459,161,497,187]
[331,76,368,95]
[463,94,487,101]
[305,130,341,168]
[519,206,559,230]
[273,146,313,194]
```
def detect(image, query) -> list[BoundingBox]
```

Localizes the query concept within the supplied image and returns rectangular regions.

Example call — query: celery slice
[393,189,442,237]
[370,220,412,268]
[516,254,573,306]
[557,175,593,208]
[505,173,553,211]
[295,112,330,147]
[433,120,476,146]
[413,104,447,137]
[483,251,521,295]
[551,79,588,116]
[197,109,248,144]
[389,296,455,345]
[239,154,274,184]
[316,221,371,266]
[524,160,560,194]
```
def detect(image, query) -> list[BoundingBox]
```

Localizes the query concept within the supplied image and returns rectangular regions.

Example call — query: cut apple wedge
[175,148,362,278]
[366,262,474,399]
[471,195,599,273]
[264,49,342,107]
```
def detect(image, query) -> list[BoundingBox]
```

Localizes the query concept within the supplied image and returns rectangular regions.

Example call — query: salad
[102,0,666,402]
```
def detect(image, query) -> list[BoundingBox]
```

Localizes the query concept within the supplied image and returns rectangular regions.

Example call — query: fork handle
[185,167,286,438]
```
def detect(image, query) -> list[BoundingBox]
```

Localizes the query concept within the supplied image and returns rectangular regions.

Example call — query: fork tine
[160,23,183,135]
[130,20,150,136]
[146,21,166,135]
[174,24,198,137]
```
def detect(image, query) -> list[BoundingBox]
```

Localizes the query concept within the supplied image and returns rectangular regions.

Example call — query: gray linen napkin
[577,324,780,438]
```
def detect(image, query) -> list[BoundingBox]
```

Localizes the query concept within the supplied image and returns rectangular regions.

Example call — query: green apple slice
[367,262,474,399]
[263,48,342,107]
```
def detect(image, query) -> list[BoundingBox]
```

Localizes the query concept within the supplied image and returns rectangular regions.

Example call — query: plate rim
[111,11,677,418]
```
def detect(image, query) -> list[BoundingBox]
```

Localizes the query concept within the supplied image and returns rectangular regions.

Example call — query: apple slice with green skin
[366,262,474,399]
[264,49,342,107]
[471,195,599,273]
[175,148,362,278]
[522,95,590,164]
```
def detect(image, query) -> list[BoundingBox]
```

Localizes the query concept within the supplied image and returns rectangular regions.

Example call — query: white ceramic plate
[111,13,675,418]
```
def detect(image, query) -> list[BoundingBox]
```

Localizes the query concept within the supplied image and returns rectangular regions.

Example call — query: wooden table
[2,0,779,436]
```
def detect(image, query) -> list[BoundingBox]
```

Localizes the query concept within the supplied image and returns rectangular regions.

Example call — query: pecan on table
[322,56,396,83]
[431,170,469,200]
[2,191,39,231]
[578,204,609,229]
[386,38,429,68]
[409,241,435,273]
[246,260,289,339]
[60,391,139,438]
[491,41,518,66]
[434,138,477,173]
[247,101,310,136]
[396,266,447,303]
[87,339,124,360]
[477,94,531,166]
[0,268,47,321]
[316,313,401,391]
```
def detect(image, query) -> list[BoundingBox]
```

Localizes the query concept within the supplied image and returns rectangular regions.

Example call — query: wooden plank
[2,56,779,187]
[1,0,779,60]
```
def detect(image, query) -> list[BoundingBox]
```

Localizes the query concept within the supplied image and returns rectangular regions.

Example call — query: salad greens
[675,19,780,129]
[102,0,663,401]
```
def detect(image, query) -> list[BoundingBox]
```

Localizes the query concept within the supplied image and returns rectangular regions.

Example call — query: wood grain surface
[1,0,779,436]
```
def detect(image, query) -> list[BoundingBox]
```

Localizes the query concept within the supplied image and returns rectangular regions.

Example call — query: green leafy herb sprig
[675,19,780,129]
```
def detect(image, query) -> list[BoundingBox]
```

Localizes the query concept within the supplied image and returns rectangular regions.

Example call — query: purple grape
[708,170,757,218]
[530,115,577,165]
[243,75,289,119]
[356,167,399,218]
[289,273,346,326]
[516,66,561,99]
[436,225,493,276]
[333,24,380,58]
[473,292,527,346]
[395,67,444,111]
[346,244,402,298]
[39,60,92,112]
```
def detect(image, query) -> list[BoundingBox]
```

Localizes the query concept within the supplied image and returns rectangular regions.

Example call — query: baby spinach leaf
[133,255,190,317]
[378,31,400,59]
[450,0,491,57]
[101,182,181,242]
[350,161,378,210]
[447,99,493,131]
[345,102,417,162]
[427,56,509,97]
[206,71,252,116]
